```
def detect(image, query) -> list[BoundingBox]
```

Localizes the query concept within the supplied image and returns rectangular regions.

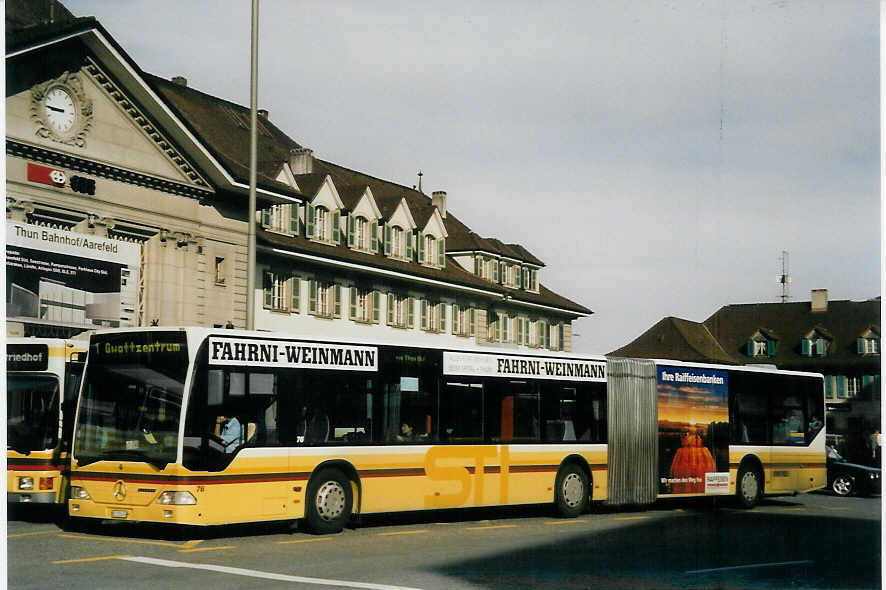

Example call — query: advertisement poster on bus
[6,221,140,332]
[657,365,730,495]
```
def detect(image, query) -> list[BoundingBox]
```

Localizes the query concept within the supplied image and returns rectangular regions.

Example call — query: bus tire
[736,465,762,508]
[304,468,353,534]
[554,464,589,518]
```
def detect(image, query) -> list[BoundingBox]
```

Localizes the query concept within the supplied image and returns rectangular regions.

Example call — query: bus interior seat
[246,422,257,444]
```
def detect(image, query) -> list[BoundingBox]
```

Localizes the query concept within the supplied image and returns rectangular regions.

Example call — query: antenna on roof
[777,250,791,303]
[417,170,423,193]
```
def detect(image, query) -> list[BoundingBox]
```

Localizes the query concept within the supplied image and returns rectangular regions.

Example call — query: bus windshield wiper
[88,449,169,470]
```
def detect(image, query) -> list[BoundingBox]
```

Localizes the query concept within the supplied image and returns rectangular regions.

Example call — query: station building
[5,0,591,351]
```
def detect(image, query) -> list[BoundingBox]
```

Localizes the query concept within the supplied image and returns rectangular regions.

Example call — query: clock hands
[46,105,67,113]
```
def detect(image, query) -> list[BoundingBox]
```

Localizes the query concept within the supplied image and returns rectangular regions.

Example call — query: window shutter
[290,277,300,312]
[289,205,299,235]
[495,314,502,342]
[469,308,475,337]
[801,339,810,356]
[309,280,317,314]
[452,304,459,334]
[746,340,754,356]
[383,223,391,256]
[421,299,428,330]
[387,293,395,325]
[492,260,499,283]
[517,317,524,345]
[332,211,341,244]
[333,284,342,317]
[824,376,833,398]
[767,340,775,356]
[857,337,865,354]
[417,232,425,263]
[439,302,446,332]
[816,338,825,356]
[349,286,357,320]
[263,272,273,307]
[370,221,378,253]
[837,375,847,398]
[474,256,480,276]
[407,297,415,328]
[347,214,355,247]
[438,238,445,267]
[405,230,412,260]
[261,208,271,228]
[372,291,380,323]
[306,204,315,238]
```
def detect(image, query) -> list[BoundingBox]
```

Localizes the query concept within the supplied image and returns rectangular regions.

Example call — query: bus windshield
[73,332,189,469]
[7,374,60,454]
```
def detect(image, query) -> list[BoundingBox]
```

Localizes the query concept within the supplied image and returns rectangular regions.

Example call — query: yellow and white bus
[67,328,825,532]
[7,337,87,505]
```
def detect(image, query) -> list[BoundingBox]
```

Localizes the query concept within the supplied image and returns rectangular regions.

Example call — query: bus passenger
[396,423,416,442]
[215,415,242,453]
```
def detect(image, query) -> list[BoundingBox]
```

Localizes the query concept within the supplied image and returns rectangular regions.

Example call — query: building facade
[6,0,591,351]
[611,290,881,464]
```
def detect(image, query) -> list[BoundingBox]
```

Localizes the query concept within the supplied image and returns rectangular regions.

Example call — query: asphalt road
[6,491,881,589]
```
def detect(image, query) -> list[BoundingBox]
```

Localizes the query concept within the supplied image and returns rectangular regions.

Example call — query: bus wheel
[736,466,762,508]
[305,468,353,534]
[555,464,589,518]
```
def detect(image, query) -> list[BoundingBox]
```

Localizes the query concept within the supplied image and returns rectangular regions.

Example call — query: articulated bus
[67,328,825,532]
[7,337,88,505]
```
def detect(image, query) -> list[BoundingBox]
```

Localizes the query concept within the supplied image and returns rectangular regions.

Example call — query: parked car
[826,445,881,497]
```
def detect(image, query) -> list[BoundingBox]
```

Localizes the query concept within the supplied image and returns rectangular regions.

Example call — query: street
[7,492,881,589]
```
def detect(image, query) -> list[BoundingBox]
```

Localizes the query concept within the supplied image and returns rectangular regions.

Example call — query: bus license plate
[111,510,128,519]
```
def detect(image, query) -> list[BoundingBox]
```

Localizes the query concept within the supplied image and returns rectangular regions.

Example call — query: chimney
[811,289,828,313]
[289,147,313,175]
[171,76,188,87]
[258,109,268,119]
[432,191,447,218]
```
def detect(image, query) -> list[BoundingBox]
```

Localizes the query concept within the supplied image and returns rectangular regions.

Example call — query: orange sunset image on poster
[657,366,729,495]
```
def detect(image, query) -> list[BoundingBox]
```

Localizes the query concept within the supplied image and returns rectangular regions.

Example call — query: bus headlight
[70,486,91,500]
[18,477,34,490]
[157,491,197,505]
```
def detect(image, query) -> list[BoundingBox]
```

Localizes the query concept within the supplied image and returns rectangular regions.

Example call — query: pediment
[420,208,448,239]
[6,58,209,189]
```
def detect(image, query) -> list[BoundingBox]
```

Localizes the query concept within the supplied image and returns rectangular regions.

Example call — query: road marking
[465,524,518,531]
[119,556,426,590]
[8,530,57,539]
[181,540,204,548]
[276,537,333,545]
[544,520,583,526]
[378,530,429,536]
[686,560,814,574]
[53,554,131,565]
[59,533,192,549]
[178,545,236,553]
[613,516,650,521]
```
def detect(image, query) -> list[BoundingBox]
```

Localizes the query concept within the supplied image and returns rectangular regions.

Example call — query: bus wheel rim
[315,480,347,521]
[741,472,758,501]
[562,473,584,507]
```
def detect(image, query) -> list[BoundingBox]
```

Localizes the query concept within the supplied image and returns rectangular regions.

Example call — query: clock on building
[31,72,93,147]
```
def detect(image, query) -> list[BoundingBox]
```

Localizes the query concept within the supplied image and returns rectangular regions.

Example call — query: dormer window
[306,204,341,245]
[347,214,377,253]
[418,233,445,268]
[746,331,776,357]
[802,329,831,357]
[260,203,299,236]
[384,224,412,260]
[857,328,880,355]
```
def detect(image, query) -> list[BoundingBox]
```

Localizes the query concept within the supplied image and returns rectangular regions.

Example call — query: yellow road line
[275,537,333,545]
[8,530,58,539]
[53,554,131,565]
[181,540,203,548]
[466,524,518,531]
[178,546,236,553]
[614,515,650,521]
[378,529,429,536]
[544,520,583,526]
[59,534,190,549]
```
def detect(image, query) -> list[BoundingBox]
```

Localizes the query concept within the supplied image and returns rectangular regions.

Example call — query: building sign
[209,337,378,371]
[443,351,606,382]
[657,366,730,496]
[7,343,50,371]
[6,221,140,331]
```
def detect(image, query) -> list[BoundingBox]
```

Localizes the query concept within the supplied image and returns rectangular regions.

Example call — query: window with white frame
[315,206,328,241]
[306,204,341,244]
[346,215,376,252]
[262,272,299,313]
[387,293,413,328]
[309,280,341,318]
[858,332,880,355]
[451,304,475,338]
[420,299,445,333]
[549,322,560,351]
[802,334,830,356]
[261,203,298,235]
[349,287,379,324]
[391,225,403,258]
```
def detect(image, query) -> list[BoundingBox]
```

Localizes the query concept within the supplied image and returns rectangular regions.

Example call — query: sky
[64,0,881,353]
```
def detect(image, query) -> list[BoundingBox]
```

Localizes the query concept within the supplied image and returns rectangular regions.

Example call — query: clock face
[44,86,76,134]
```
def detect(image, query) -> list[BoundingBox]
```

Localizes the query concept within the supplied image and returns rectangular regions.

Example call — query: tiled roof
[704,299,881,373]
[609,317,738,364]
